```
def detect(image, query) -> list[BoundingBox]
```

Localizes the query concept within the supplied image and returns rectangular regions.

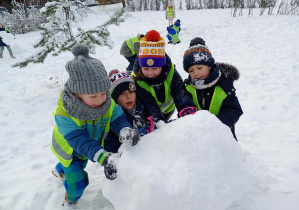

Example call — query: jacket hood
[217,62,240,81]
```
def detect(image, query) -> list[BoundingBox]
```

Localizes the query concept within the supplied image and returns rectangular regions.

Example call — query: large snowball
[103,111,249,210]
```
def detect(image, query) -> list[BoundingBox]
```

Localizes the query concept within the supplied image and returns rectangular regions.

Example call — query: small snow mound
[103,111,249,210]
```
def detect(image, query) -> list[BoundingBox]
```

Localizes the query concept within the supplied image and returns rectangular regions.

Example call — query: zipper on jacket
[93,120,97,139]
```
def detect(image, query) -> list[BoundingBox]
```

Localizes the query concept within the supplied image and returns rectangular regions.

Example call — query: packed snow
[0,3,299,210]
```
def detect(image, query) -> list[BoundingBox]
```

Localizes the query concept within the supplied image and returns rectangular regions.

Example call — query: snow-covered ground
[0,4,299,210]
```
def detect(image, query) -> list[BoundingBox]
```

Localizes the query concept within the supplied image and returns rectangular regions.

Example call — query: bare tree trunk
[122,0,126,7]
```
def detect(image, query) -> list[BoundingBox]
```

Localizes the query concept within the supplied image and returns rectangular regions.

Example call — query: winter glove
[138,116,157,136]
[145,116,157,133]
[98,153,119,180]
[178,107,197,118]
[119,127,140,146]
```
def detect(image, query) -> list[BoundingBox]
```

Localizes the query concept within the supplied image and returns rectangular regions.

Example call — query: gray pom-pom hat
[65,44,110,94]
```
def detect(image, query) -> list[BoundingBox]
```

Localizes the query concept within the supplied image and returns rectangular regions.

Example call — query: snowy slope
[0,4,299,210]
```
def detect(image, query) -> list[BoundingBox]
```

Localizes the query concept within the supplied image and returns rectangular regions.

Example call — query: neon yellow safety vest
[169,33,179,43]
[186,85,227,115]
[5,27,8,32]
[136,64,176,114]
[166,7,174,18]
[173,25,180,33]
[126,37,139,55]
[51,96,115,167]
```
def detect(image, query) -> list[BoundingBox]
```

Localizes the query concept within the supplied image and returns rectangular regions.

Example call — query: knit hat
[65,44,110,94]
[109,69,136,101]
[183,37,215,72]
[138,30,166,68]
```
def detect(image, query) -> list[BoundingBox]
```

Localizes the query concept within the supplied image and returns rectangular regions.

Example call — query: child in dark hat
[168,19,181,34]
[132,30,196,122]
[107,70,157,142]
[183,37,243,140]
[51,44,140,204]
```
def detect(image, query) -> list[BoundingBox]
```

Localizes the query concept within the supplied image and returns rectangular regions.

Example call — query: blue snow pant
[55,157,89,203]
[125,54,137,75]
[0,45,13,56]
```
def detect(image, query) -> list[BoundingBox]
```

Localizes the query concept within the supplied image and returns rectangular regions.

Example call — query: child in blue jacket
[51,44,140,204]
[183,37,243,140]
[167,26,180,45]
[132,30,196,122]
[170,19,181,34]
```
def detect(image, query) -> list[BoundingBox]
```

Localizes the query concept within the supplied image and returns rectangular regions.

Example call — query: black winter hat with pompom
[183,37,215,72]
[65,44,110,94]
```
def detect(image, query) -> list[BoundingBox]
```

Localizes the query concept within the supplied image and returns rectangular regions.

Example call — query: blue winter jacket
[132,53,196,122]
[166,28,179,42]
[54,100,131,160]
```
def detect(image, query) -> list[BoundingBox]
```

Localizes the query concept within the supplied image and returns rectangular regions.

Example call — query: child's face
[188,64,211,80]
[117,90,136,110]
[74,92,107,108]
[141,67,162,79]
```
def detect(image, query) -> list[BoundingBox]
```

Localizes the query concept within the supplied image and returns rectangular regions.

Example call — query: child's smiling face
[74,92,107,108]
[188,64,211,80]
[117,90,136,110]
[141,67,162,78]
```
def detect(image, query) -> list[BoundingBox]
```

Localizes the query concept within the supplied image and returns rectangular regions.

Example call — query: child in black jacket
[132,30,196,122]
[183,37,243,140]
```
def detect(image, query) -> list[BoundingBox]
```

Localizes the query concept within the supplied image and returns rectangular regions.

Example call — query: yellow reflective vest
[126,37,139,55]
[169,33,180,43]
[186,85,227,115]
[166,7,174,18]
[135,64,176,114]
[51,96,115,167]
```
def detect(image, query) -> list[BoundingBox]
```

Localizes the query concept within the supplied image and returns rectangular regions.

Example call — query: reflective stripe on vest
[170,33,179,43]
[136,64,175,114]
[126,37,139,55]
[173,25,180,33]
[186,85,227,115]
[51,97,115,167]
[167,7,174,17]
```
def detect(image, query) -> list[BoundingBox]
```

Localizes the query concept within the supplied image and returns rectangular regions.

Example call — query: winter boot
[168,41,173,44]
[65,193,78,204]
[0,55,2,58]
[52,169,65,181]
[10,55,16,59]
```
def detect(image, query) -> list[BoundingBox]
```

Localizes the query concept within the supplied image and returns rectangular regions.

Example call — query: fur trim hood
[217,62,240,81]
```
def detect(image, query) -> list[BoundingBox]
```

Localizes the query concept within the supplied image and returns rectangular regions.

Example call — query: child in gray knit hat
[51,44,140,204]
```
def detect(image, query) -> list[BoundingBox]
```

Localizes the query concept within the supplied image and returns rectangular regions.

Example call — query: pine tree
[13,0,125,68]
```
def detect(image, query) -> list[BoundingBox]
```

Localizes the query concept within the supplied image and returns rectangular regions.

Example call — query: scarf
[189,65,221,90]
[61,87,111,121]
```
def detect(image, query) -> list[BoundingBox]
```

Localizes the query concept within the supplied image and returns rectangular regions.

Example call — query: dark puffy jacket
[104,99,148,153]
[184,63,243,140]
[132,53,196,121]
